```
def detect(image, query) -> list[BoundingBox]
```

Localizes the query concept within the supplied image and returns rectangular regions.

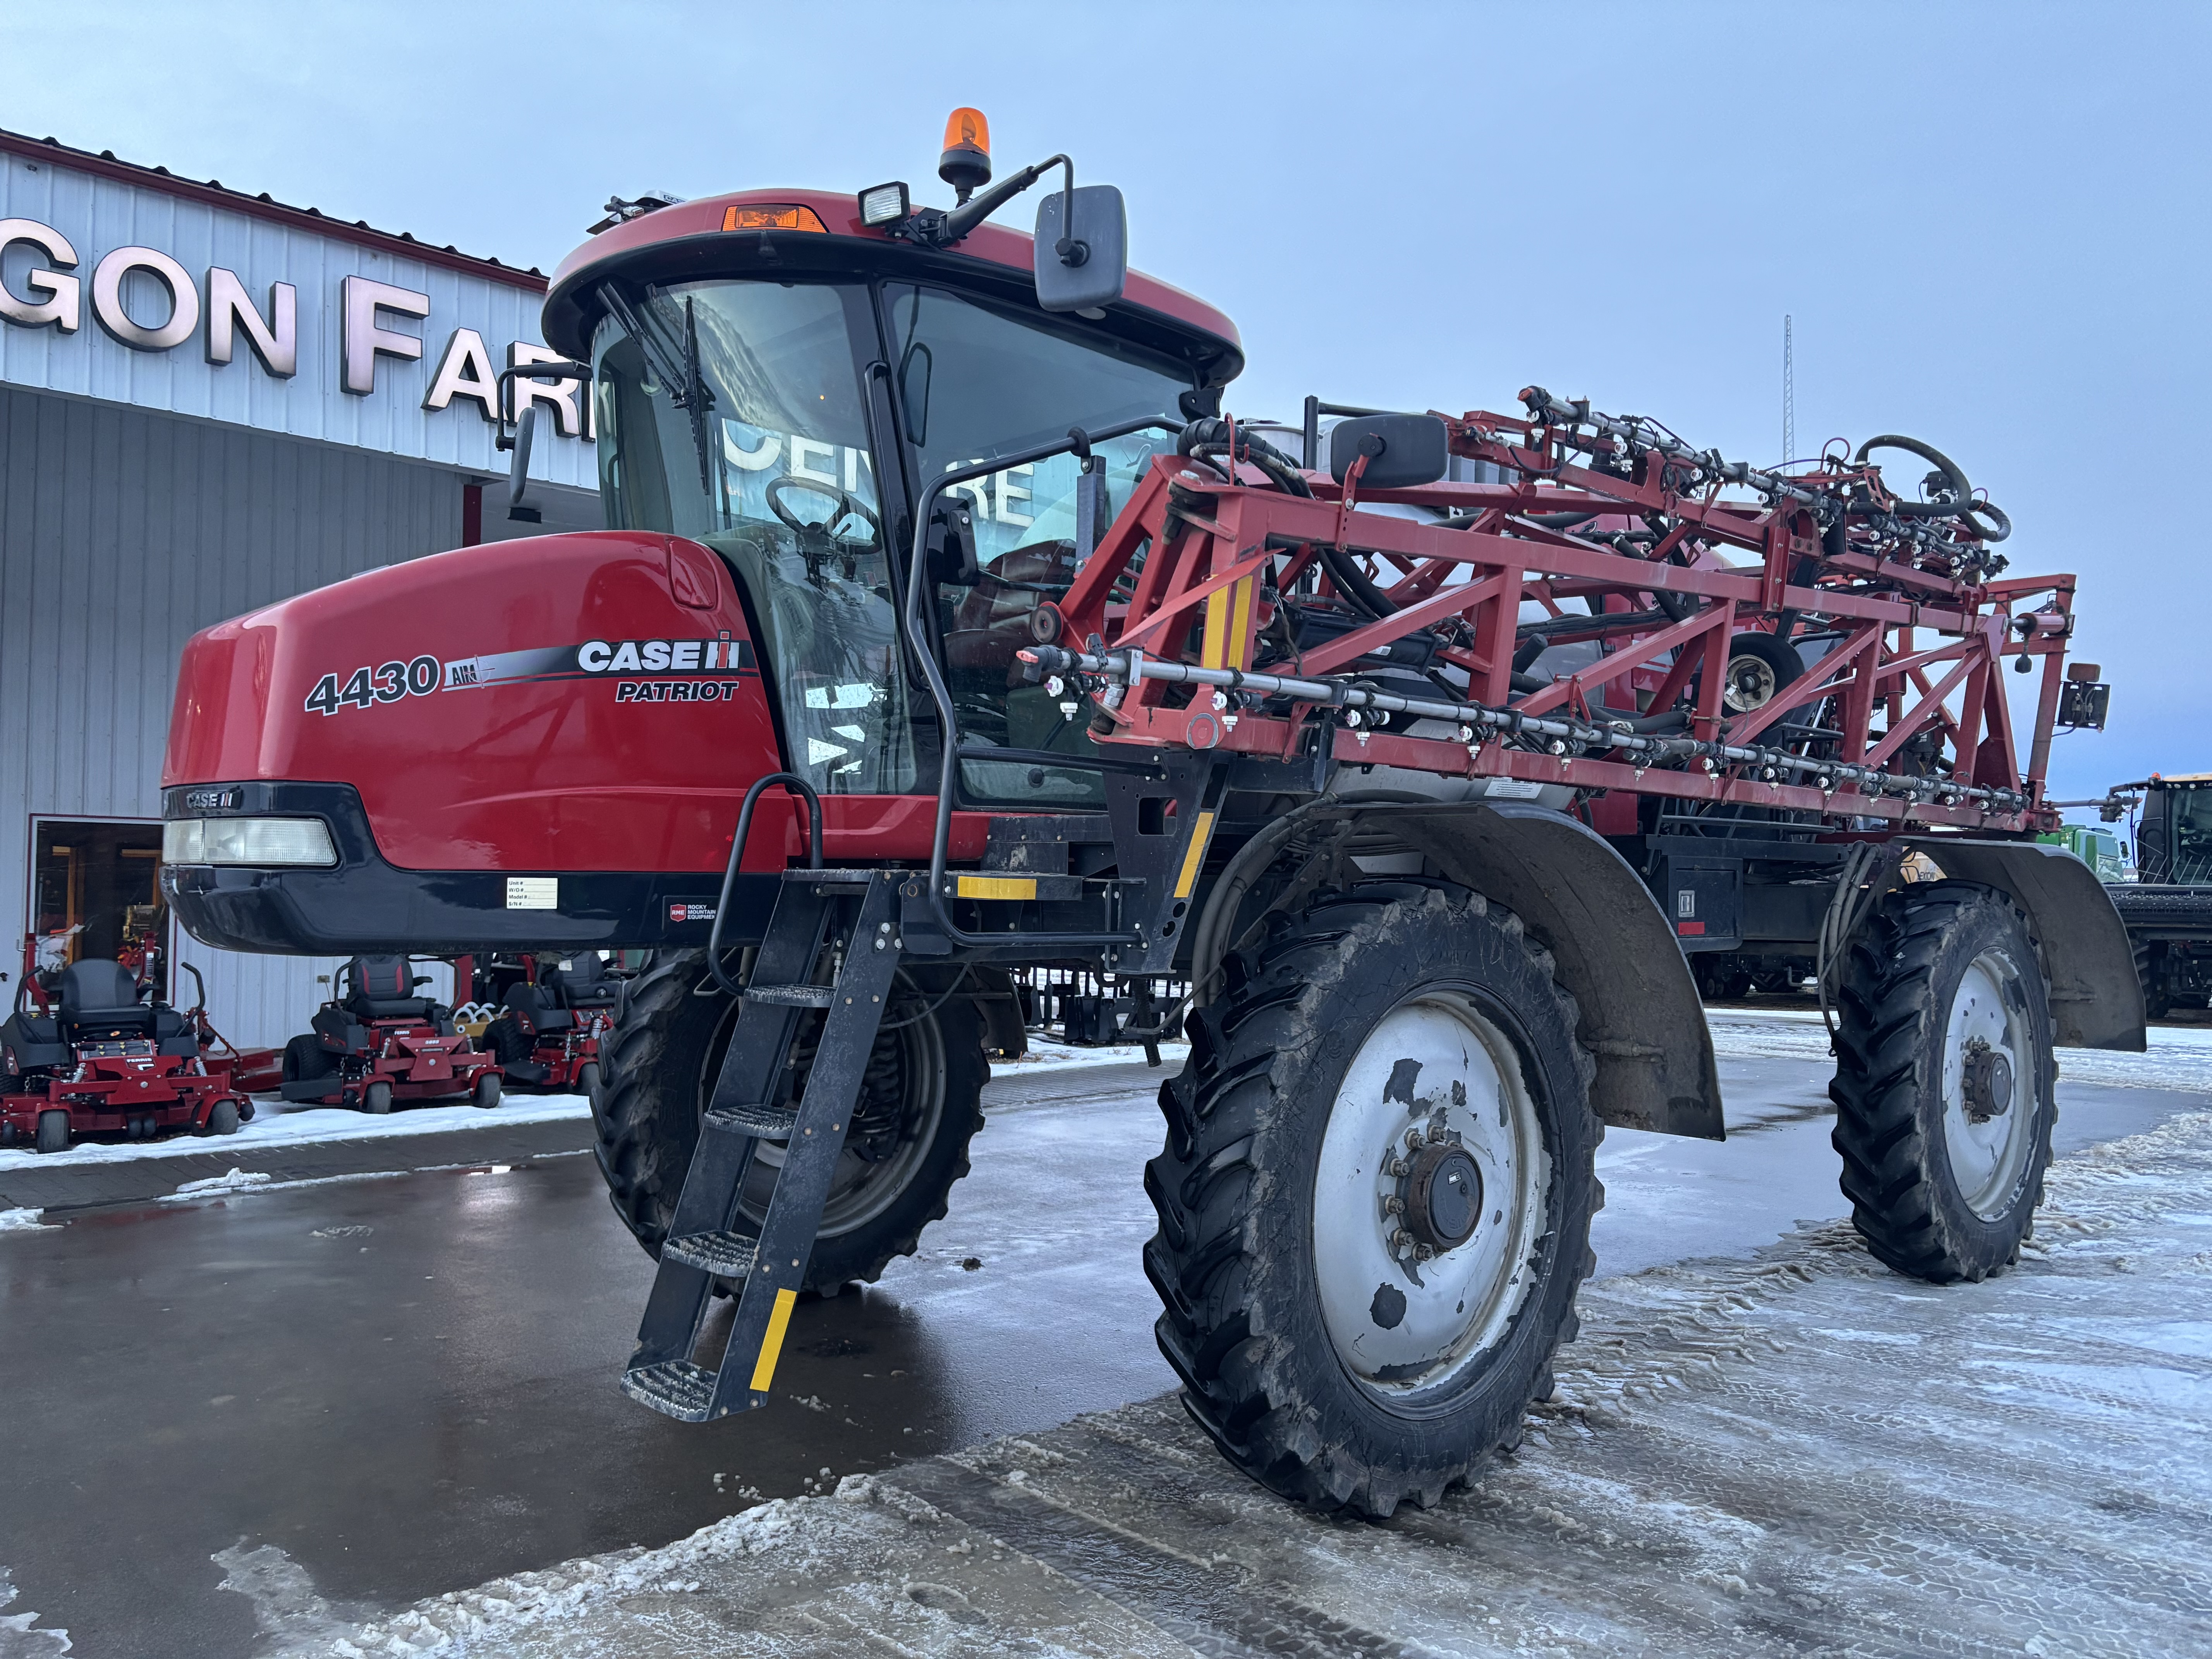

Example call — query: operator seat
[506,954,616,1036]
[945,541,1079,673]
[342,955,434,1022]
[49,958,196,1054]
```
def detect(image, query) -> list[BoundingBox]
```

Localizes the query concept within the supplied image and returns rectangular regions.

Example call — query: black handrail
[706,772,823,996]
[900,414,1180,950]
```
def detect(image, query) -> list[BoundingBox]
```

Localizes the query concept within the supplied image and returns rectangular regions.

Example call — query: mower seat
[0,1010,70,1073]
[342,955,434,1021]
[543,954,618,1010]
[53,960,155,1037]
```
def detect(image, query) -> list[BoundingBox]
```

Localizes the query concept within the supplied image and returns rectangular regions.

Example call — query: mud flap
[1352,802,1724,1140]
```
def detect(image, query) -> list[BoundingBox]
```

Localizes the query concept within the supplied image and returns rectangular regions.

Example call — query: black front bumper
[161,782,775,955]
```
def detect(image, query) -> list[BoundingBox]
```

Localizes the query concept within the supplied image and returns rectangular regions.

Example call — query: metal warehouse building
[0,130,600,1045]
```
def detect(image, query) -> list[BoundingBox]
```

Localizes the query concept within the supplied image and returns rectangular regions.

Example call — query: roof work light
[857,181,910,227]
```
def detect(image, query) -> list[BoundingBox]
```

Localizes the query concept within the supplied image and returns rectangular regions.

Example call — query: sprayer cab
[160,120,1241,960]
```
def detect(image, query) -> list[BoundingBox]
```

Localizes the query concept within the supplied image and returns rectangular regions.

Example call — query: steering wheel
[766,474,881,550]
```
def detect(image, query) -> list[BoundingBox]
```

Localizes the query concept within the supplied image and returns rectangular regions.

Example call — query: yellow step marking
[955,874,1037,901]
[1174,809,1218,900]
[750,1286,799,1392]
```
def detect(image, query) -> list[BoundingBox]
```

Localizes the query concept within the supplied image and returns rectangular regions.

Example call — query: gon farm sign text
[0,215,588,437]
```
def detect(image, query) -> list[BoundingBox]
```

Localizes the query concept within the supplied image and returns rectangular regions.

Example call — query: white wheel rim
[1312,994,1549,1403]
[1724,653,1779,713]
[1940,948,2037,1217]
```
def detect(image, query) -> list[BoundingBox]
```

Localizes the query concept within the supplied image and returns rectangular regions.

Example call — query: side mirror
[1328,413,1451,489]
[507,406,541,523]
[927,500,980,586]
[1034,185,1126,314]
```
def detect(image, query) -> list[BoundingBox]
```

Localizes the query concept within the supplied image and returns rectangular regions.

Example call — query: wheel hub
[1398,1133,1483,1254]
[1959,1036,2013,1123]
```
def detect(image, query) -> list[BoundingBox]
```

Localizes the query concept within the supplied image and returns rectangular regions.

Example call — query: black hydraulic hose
[1965,500,2012,543]
[704,772,823,998]
[1853,434,1973,519]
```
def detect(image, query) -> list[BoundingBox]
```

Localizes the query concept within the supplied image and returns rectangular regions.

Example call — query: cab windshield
[591,275,1193,804]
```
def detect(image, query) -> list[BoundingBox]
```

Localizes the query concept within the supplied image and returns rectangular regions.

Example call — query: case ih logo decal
[304,638,753,715]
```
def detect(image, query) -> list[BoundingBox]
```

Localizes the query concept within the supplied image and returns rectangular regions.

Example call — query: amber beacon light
[938,107,993,201]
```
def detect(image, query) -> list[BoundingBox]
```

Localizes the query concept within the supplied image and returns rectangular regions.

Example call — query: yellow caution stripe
[1174,809,1217,900]
[749,1286,799,1392]
[955,874,1038,901]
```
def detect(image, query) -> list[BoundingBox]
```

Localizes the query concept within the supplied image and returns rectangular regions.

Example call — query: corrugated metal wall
[0,383,462,1045]
[1,149,597,489]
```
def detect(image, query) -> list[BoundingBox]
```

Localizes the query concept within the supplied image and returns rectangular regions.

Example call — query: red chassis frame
[2,1039,247,1143]
[1045,402,2072,832]
[292,1019,499,1108]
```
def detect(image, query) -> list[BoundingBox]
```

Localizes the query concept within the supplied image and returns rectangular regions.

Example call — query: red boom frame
[1040,395,2071,833]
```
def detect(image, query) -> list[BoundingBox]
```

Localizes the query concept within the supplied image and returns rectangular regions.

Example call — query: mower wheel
[206,1099,241,1136]
[282,1033,333,1084]
[1829,881,2057,1283]
[485,1015,532,1067]
[472,1072,502,1111]
[1145,879,1602,1519]
[362,1081,393,1115]
[592,949,987,1294]
[34,1110,69,1155]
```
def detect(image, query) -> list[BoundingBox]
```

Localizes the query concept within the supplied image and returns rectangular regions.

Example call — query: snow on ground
[0,1565,69,1654]
[251,1106,2212,1657]
[0,1039,1171,1183]
[0,1209,45,1233]
[1708,1006,2212,1094]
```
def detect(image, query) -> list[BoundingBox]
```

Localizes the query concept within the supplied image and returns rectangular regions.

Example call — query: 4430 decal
[304,657,441,716]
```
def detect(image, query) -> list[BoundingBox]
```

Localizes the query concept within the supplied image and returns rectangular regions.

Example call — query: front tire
[34,1109,69,1155]
[591,949,988,1294]
[472,1072,502,1111]
[1145,880,1602,1518]
[205,1099,241,1136]
[362,1080,393,1116]
[1829,881,2057,1283]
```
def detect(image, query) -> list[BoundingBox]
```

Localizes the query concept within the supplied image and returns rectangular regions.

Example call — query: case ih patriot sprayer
[159,113,2141,1516]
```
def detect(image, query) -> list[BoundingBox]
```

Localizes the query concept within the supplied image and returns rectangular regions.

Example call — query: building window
[28,819,168,999]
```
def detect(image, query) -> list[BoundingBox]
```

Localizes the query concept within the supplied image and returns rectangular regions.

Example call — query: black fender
[1904,837,2146,1052]
[1323,801,1724,1139]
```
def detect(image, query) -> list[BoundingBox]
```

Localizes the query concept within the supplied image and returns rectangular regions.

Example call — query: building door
[27,818,168,1000]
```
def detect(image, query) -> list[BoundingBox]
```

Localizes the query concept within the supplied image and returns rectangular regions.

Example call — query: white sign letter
[205,268,297,377]
[91,247,200,352]
[0,219,81,333]
[508,341,582,436]
[424,328,500,419]
[341,275,429,396]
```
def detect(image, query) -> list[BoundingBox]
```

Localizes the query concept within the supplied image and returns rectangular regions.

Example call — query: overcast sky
[4,1,2203,810]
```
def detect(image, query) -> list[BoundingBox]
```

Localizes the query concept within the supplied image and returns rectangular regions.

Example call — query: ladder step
[744,984,834,1008]
[620,1359,720,1422]
[703,1101,799,1139]
[780,868,881,887]
[662,1228,761,1278]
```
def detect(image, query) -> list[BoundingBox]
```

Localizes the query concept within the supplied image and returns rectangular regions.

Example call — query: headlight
[163,817,338,867]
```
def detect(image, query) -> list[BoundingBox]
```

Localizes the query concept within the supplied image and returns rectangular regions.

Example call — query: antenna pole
[1782,314,1796,467]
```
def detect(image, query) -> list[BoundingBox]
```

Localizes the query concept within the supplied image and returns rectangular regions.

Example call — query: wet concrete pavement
[2,1033,2205,1656]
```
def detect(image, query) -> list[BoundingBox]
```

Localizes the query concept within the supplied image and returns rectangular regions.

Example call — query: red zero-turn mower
[279,955,501,1113]
[0,959,251,1153]
[483,952,620,1093]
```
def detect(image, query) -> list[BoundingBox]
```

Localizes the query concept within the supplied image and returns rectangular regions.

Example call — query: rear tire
[1144,880,1602,1518]
[34,1109,69,1155]
[591,949,988,1294]
[362,1080,393,1115]
[282,1034,333,1085]
[485,1015,532,1067]
[472,1072,501,1111]
[1829,881,2057,1283]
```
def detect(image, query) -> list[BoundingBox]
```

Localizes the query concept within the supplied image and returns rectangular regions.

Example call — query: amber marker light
[721,205,828,232]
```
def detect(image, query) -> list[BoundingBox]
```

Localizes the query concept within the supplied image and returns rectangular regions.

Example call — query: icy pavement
[272,1109,2211,1658]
